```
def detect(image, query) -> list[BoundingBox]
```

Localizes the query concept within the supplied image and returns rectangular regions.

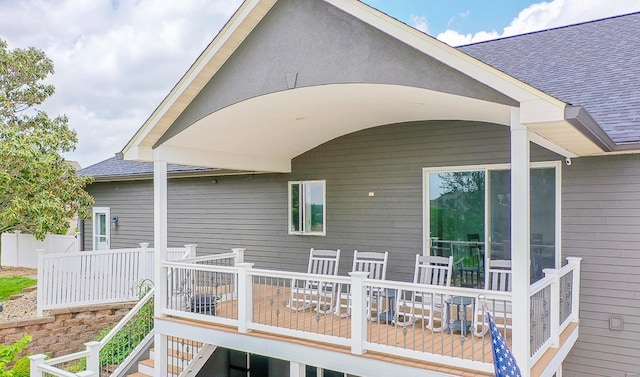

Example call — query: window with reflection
[289,180,326,235]
[426,164,557,285]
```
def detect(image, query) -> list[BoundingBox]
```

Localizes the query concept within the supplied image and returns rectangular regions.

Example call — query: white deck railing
[159,256,581,374]
[529,257,582,365]
[36,243,195,316]
[30,249,242,377]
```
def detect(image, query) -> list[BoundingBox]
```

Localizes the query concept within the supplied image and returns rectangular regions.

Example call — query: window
[289,180,326,235]
[424,162,560,284]
[92,207,110,250]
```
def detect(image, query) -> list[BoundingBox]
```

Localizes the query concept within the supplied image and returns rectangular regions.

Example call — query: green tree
[0,39,93,242]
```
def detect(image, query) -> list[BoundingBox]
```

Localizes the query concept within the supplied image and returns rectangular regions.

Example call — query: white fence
[30,250,244,377]
[1,232,80,268]
[36,244,195,316]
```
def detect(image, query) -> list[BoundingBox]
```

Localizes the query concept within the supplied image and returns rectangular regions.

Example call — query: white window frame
[92,207,111,250]
[288,180,326,236]
[422,161,561,263]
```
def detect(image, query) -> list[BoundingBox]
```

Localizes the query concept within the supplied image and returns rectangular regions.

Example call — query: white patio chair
[474,259,512,336]
[289,248,341,314]
[394,254,453,331]
[334,250,389,319]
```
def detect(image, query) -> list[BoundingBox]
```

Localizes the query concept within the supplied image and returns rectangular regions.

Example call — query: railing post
[85,341,101,376]
[349,271,369,355]
[139,243,150,281]
[36,249,45,317]
[75,232,81,252]
[544,268,561,347]
[231,248,245,265]
[154,333,168,377]
[29,354,47,377]
[236,262,254,333]
[289,361,306,377]
[184,244,197,258]
[567,257,582,322]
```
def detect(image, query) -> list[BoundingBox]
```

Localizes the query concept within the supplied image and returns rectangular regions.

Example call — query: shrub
[9,357,29,377]
[0,334,31,377]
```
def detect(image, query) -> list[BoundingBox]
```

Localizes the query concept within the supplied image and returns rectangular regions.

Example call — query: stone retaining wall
[0,302,135,358]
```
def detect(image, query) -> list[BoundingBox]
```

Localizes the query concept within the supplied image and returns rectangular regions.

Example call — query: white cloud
[410,14,429,33]
[0,0,242,168]
[437,0,640,46]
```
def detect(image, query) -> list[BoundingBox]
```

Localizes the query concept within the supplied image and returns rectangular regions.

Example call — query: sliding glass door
[425,163,558,285]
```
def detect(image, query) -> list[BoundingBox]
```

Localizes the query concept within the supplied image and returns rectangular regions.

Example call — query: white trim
[153,156,168,377]
[529,132,577,159]
[288,180,327,236]
[554,161,562,269]
[510,108,530,372]
[155,318,457,377]
[155,144,292,173]
[122,0,275,156]
[91,207,110,250]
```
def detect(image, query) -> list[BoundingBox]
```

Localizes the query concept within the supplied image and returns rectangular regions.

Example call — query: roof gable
[157,0,516,146]
[123,0,577,165]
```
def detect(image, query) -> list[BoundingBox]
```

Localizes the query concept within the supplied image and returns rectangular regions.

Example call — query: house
[76,1,640,376]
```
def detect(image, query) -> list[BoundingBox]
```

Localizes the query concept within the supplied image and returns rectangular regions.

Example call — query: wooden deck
[168,283,506,376]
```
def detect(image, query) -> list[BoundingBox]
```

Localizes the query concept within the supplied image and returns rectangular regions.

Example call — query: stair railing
[30,247,244,377]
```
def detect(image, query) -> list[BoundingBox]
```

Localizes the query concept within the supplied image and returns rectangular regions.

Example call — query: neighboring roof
[459,12,640,145]
[78,156,241,182]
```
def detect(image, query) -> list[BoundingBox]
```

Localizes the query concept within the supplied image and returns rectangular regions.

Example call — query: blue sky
[1,0,640,167]
[362,0,537,36]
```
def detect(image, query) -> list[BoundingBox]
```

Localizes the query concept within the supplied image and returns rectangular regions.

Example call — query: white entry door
[92,207,110,250]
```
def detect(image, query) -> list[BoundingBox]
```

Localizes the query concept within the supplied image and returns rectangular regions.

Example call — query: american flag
[489,312,522,377]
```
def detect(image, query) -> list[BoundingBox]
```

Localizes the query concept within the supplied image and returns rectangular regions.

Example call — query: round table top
[448,296,473,305]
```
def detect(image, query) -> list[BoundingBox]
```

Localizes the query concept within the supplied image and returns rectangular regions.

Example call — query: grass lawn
[0,276,37,301]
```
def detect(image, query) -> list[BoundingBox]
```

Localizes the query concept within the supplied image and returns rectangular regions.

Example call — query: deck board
[168,283,502,376]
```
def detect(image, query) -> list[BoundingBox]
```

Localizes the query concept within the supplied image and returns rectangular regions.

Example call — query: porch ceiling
[153,83,513,172]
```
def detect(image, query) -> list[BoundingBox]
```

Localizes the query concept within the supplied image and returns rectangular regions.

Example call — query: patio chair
[334,250,389,319]
[289,248,341,314]
[474,259,512,336]
[394,254,453,331]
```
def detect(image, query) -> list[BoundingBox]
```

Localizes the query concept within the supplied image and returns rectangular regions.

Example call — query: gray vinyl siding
[86,120,559,282]
[83,180,154,250]
[562,155,640,377]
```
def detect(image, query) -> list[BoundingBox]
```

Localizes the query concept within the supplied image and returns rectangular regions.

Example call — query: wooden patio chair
[289,248,341,314]
[334,250,389,319]
[394,254,453,331]
[474,259,512,336]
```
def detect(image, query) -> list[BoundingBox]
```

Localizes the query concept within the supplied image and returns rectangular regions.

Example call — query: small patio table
[445,296,474,337]
[377,289,396,324]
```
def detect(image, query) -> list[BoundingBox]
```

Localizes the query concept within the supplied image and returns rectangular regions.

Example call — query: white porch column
[153,155,168,377]
[510,108,531,374]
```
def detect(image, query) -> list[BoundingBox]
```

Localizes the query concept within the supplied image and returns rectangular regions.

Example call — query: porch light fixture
[111,216,119,229]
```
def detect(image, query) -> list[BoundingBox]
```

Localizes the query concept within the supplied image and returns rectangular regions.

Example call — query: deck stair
[127,337,215,377]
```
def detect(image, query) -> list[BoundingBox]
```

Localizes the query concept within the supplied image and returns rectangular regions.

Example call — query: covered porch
[132,84,599,376]
[118,2,608,375]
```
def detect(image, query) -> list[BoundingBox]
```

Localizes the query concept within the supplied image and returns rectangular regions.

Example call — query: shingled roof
[78,156,233,181]
[459,12,640,145]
